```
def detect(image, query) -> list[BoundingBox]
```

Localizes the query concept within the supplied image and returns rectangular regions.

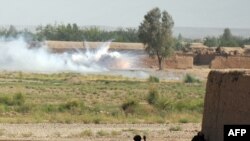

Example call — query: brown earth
[46,41,144,50]
[202,70,250,141]
[0,123,200,141]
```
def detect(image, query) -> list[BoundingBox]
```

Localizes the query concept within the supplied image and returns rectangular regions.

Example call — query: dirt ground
[101,68,211,81]
[0,123,200,141]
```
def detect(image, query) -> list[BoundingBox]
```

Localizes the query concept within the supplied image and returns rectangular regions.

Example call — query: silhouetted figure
[143,135,146,141]
[133,135,142,141]
[191,132,206,141]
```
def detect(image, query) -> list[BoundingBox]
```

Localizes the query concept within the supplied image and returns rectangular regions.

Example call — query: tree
[222,28,233,40]
[6,25,18,38]
[204,36,219,47]
[138,7,174,70]
[177,33,183,41]
[174,33,185,51]
[219,28,238,47]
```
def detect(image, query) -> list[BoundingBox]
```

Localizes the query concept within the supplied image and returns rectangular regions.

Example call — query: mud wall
[202,71,250,141]
[210,56,250,69]
[46,40,144,50]
[165,54,193,69]
[194,54,216,65]
[142,54,193,69]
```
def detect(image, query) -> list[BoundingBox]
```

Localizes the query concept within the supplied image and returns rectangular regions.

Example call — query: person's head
[197,131,204,137]
[133,135,141,141]
[143,135,146,140]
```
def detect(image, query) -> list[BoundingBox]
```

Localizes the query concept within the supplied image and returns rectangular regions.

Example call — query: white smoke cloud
[0,38,136,73]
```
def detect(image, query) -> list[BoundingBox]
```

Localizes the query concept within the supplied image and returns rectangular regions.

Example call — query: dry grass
[0,129,5,136]
[21,132,33,137]
[0,71,205,123]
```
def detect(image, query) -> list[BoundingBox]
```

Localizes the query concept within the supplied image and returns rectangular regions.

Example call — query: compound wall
[141,54,193,69]
[202,71,250,141]
[210,56,250,69]
[194,54,216,65]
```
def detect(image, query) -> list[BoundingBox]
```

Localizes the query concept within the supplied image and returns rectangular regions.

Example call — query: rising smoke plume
[0,38,136,73]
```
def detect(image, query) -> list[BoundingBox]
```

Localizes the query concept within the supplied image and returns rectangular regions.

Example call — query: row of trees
[36,24,139,42]
[1,24,249,48]
[0,25,36,41]
[0,24,139,42]
[204,28,250,47]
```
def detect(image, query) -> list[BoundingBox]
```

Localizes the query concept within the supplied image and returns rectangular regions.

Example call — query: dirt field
[0,123,200,141]
[0,69,206,141]
[46,41,144,50]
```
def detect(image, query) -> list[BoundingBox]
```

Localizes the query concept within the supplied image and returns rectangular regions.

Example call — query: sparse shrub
[79,130,93,137]
[93,118,101,124]
[0,96,12,106]
[64,101,79,110]
[184,74,200,83]
[121,100,138,115]
[15,104,31,113]
[121,99,151,116]
[179,118,189,123]
[42,104,58,113]
[21,132,33,137]
[13,93,25,106]
[111,131,122,136]
[58,100,87,114]
[0,93,29,113]
[147,88,159,105]
[59,100,80,112]
[97,130,109,137]
[156,98,173,111]
[148,76,160,83]
[147,88,174,112]
[0,93,25,106]
[169,126,181,131]
[111,110,121,117]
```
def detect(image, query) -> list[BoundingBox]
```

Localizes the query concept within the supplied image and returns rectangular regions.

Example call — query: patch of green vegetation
[169,126,182,131]
[0,72,205,123]
[79,130,93,137]
[121,100,139,115]
[111,130,122,136]
[148,76,160,83]
[96,130,109,137]
[147,87,159,105]
[184,74,201,83]
[0,93,25,106]
[179,118,189,123]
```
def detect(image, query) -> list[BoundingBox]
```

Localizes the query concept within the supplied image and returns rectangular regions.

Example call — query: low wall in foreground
[202,71,250,141]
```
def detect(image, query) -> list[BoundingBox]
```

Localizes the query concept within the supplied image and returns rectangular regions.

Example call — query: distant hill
[173,27,250,39]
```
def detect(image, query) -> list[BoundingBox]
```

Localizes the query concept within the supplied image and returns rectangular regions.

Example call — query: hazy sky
[0,0,250,28]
